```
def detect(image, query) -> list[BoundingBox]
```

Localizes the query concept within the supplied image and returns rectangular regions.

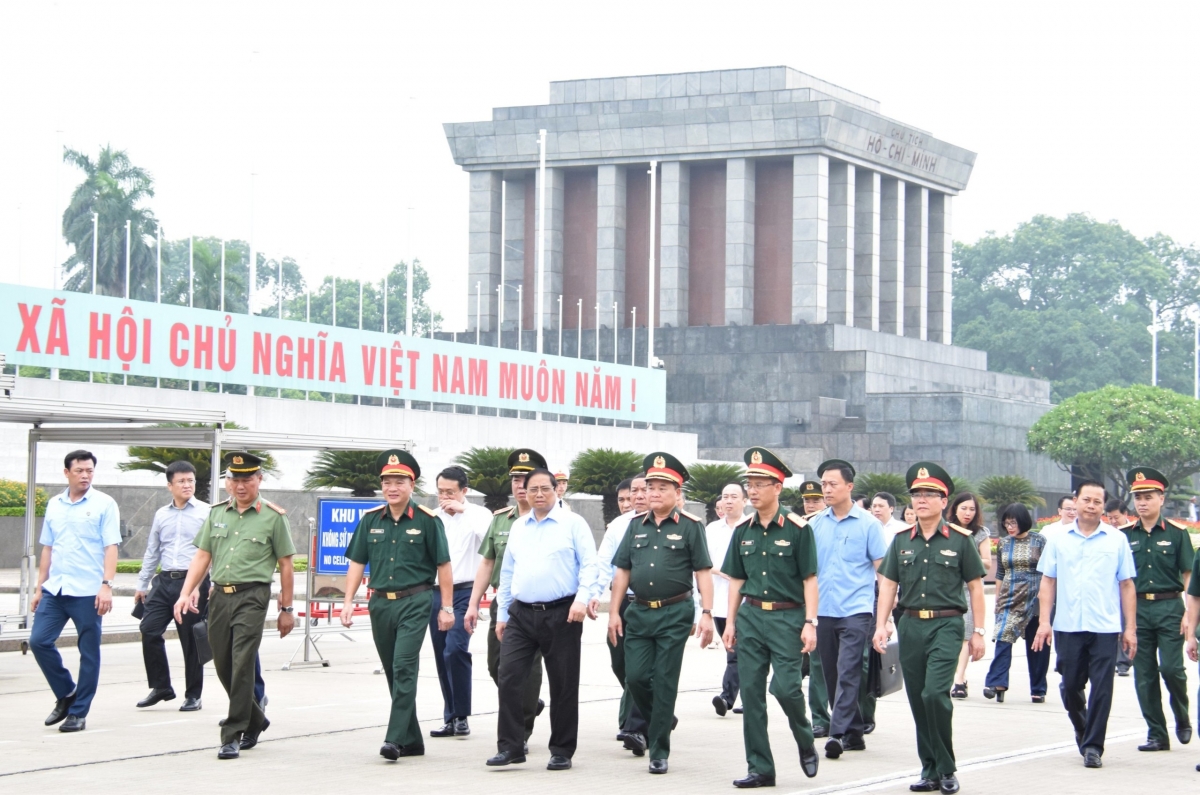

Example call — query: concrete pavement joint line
[131,719,193,727]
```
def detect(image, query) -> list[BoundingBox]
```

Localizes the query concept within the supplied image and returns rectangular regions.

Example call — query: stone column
[904,184,928,341]
[501,177,526,331]
[928,192,953,344]
[879,177,905,336]
[827,161,855,326]
[725,158,755,326]
[659,161,690,327]
[792,153,828,324]
[468,170,502,332]
[854,169,880,331]
[534,166,565,331]
[596,165,627,323]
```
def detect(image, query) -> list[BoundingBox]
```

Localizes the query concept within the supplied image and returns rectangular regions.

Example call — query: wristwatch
[805,618,819,627]
[441,606,454,614]
[973,626,985,636]
[280,606,294,613]
[701,609,712,615]
[101,580,114,588]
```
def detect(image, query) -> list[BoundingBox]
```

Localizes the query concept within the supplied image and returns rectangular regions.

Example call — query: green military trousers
[804,650,830,730]
[623,599,693,759]
[487,614,544,740]
[897,614,961,778]
[369,589,433,748]
[209,583,270,745]
[1134,597,1190,743]
[736,606,814,777]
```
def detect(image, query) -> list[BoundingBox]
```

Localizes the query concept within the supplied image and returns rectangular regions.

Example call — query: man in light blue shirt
[488,468,600,771]
[1033,480,1137,768]
[30,449,122,733]
[809,459,888,758]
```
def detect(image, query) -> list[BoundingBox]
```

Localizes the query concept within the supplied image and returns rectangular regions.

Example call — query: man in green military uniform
[608,452,715,775]
[874,462,985,795]
[465,448,547,747]
[339,450,453,761]
[797,479,831,737]
[722,447,821,787]
[174,452,296,760]
[1185,537,1200,773]
[1120,466,1194,751]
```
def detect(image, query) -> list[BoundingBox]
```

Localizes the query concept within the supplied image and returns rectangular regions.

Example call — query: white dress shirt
[597,510,638,594]
[436,501,492,585]
[701,516,740,618]
[137,497,210,591]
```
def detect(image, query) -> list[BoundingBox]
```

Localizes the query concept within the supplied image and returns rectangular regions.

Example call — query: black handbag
[192,620,214,666]
[868,638,903,697]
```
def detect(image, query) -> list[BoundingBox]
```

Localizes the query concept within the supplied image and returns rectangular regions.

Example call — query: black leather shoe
[733,773,775,788]
[430,722,456,738]
[982,686,996,699]
[909,779,940,792]
[453,717,470,736]
[536,699,545,716]
[380,742,401,761]
[1178,724,1192,745]
[713,695,730,716]
[58,715,86,732]
[1083,748,1102,768]
[45,693,76,726]
[862,722,876,735]
[1138,737,1169,751]
[1031,695,1045,703]
[616,730,631,743]
[843,732,866,751]
[824,736,844,759]
[672,715,679,730]
[137,688,176,708]
[179,697,202,712]
[547,755,572,770]
[939,774,960,794]
[486,750,526,766]
[1116,666,1131,677]
[218,741,240,759]
[623,732,648,756]
[239,718,270,750]
[732,706,743,714]
[812,724,829,738]
[398,745,424,757]
[799,745,819,778]
[649,758,668,774]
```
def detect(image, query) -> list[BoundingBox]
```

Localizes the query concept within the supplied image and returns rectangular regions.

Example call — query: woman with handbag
[982,504,1051,703]
[947,493,992,698]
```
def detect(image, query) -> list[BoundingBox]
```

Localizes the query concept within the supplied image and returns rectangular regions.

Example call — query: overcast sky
[2,1,1196,328]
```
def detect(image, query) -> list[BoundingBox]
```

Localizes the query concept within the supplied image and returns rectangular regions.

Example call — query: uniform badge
[388,454,399,465]
[519,452,530,463]
[939,549,957,557]
[232,455,244,465]
[369,528,385,534]
[1135,471,1146,482]
[634,533,647,539]
[214,522,227,529]
[917,466,929,478]
[654,455,666,468]
[899,549,915,556]
[774,539,791,547]
[751,450,763,464]
[1156,540,1172,546]
[666,533,683,540]
[741,540,755,546]
[405,528,421,535]
[498,531,509,537]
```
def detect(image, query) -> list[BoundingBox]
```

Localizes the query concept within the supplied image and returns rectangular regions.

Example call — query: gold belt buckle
[222,585,236,594]
[386,591,397,600]
[918,609,933,619]
[647,599,662,609]
[1146,593,1157,601]
[761,601,774,611]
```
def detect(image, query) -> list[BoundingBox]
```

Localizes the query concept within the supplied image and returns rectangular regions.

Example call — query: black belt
[744,597,802,611]
[904,608,966,619]
[215,582,269,594]
[635,590,693,609]
[162,570,189,580]
[374,583,433,601]
[515,595,574,611]
[1138,591,1182,601]
[453,581,474,591]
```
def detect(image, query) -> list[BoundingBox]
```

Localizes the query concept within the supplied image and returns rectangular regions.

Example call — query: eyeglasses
[173,479,197,486]
[526,486,555,495]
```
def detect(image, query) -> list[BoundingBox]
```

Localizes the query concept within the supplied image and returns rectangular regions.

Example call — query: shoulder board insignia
[493,506,514,516]
[897,524,915,534]
[680,509,703,522]
[363,504,387,514]
[1166,518,1188,530]
[213,498,231,507]
[948,523,973,536]
[734,513,753,527]
[786,513,808,527]
[417,504,437,516]
[1118,520,1137,531]
[263,500,287,515]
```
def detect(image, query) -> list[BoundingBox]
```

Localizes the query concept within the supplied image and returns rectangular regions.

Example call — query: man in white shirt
[871,492,909,536]
[555,470,573,512]
[708,482,747,716]
[428,466,493,739]
[1040,496,1078,539]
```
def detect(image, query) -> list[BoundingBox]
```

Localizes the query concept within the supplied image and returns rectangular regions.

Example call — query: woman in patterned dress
[982,504,1051,703]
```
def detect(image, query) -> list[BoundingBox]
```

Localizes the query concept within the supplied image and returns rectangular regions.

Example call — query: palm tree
[978,475,1046,521]
[61,146,159,298]
[117,422,278,502]
[303,451,383,497]
[453,447,515,512]
[184,237,246,312]
[852,472,910,504]
[684,463,745,522]
[569,448,643,525]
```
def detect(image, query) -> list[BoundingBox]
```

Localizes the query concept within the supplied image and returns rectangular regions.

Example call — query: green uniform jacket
[195,497,296,585]
[613,508,712,600]
[344,502,449,590]
[1120,518,1195,594]
[722,507,818,604]
[478,506,521,589]
[879,522,985,611]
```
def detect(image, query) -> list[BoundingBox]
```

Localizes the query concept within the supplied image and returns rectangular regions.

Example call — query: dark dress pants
[816,613,873,737]
[141,573,209,699]
[712,616,740,706]
[1055,631,1119,754]
[984,616,1050,696]
[430,586,473,722]
[30,590,102,717]
[497,600,582,758]
[486,613,543,740]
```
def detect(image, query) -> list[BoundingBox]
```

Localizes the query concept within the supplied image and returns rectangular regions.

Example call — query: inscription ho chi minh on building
[445,67,1068,497]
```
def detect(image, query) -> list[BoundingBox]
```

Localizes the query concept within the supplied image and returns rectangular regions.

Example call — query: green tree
[569,448,643,525]
[118,422,278,502]
[303,450,383,497]
[683,463,745,522]
[292,260,442,335]
[852,472,909,504]
[977,475,1046,521]
[61,146,159,299]
[0,479,49,516]
[1027,384,1200,500]
[454,447,515,511]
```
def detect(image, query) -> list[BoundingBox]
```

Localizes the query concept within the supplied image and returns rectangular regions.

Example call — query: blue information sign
[316,498,384,576]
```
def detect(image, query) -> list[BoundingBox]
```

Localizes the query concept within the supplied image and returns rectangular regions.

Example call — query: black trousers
[816,613,873,737]
[497,600,582,758]
[712,616,740,706]
[1055,631,1119,754]
[141,572,209,699]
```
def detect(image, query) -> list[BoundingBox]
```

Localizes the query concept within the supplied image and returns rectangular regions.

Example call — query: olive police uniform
[797,480,832,736]
[195,453,295,747]
[1120,467,1194,748]
[878,462,985,783]
[477,448,546,740]
[345,450,450,750]
[724,447,821,782]
[613,453,712,764]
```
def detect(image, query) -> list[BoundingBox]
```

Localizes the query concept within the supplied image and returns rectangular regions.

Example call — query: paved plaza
[1,590,1197,793]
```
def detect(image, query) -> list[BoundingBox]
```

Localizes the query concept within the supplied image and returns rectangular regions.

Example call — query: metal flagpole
[476,281,481,345]
[1149,300,1159,386]
[188,236,194,307]
[155,225,161,388]
[595,303,600,362]
[648,160,657,369]
[577,299,582,357]
[220,241,226,311]
[632,307,637,365]
[517,285,523,352]
[249,173,256,315]
[384,275,389,332]
[358,280,363,329]
[536,129,546,354]
[91,213,98,294]
[305,290,311,401]
[332,277,337,327]
[557,295,563,355]
[496,285,503,348]
[124,220,131,299]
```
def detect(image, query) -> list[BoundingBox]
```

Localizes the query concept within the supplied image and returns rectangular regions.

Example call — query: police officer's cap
[744,447,792,482]
[377,449,420,481]
[224,451,262,479]
[817,459,856,481]
[906,461,953,496]
[1127,466,1169,493]
[554,470,570,483]
[508,448,548,476]
[799,479,823,499]
[644,452,688,486]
